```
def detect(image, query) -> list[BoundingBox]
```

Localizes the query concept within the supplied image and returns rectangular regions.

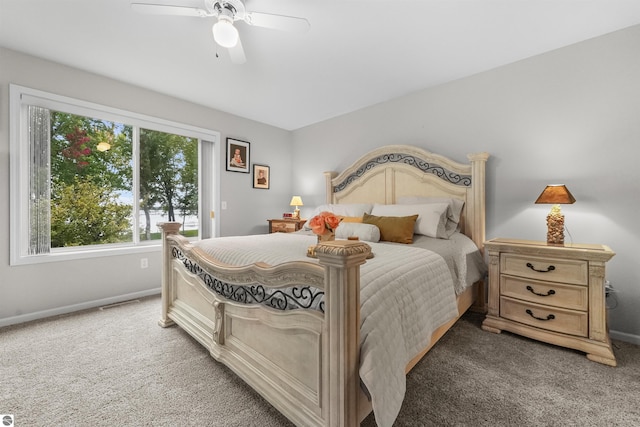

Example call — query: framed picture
[226,138,250,173]
[253,164,270,189]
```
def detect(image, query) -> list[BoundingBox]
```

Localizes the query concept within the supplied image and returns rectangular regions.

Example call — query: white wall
[0,47,292,325]
[291,25,640,343]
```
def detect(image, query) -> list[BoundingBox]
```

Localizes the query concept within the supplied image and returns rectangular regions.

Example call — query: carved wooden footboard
[159,222,371,427]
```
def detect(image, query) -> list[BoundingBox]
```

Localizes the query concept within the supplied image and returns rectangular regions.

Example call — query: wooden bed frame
[158,145,489,426]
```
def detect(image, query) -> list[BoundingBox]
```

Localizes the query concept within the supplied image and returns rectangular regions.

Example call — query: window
[48,111,134,248]
[10,85,219,265]
[139,129,200,242]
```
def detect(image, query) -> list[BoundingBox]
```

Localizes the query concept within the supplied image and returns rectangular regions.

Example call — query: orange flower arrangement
[308,211,341,236]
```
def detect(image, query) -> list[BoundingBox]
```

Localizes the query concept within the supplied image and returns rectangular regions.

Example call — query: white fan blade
[131,1,211,17]
[228,37,247,64]
[244,11,310,33]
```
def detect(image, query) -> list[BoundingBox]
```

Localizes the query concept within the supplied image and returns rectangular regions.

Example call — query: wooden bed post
[158,222,182,328]
[468,152,490,312]
[467,152,489,253]
[324,171,337,204]
[315,240,371,427]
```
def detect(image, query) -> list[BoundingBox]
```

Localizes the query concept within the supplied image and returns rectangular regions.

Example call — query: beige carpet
[1,295,639,426]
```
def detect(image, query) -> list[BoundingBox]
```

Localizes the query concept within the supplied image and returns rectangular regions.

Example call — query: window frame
[10,84,220,266]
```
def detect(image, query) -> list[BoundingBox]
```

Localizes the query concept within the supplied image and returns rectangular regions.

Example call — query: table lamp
[534,184,576,245]
[290,196,303,219]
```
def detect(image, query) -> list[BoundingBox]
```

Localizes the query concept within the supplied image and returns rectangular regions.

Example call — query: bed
[158,144,490,427]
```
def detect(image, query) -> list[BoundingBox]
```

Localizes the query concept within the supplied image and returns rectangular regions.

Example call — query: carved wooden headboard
[324,145,489,250]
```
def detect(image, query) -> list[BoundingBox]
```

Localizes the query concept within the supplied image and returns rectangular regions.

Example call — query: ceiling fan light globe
[212,19,239,48]
[96,141,111,152]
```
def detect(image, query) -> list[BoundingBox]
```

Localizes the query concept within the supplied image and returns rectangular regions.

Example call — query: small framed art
[226,138,250,173]
[253,164,270,189]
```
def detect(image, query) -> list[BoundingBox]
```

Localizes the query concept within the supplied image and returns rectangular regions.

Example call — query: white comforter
[195,233,459,427]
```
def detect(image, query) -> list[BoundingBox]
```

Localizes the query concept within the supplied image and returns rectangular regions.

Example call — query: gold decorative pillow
[362,213,418,244]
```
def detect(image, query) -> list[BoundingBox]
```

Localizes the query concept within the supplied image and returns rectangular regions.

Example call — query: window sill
[10,243,163,266]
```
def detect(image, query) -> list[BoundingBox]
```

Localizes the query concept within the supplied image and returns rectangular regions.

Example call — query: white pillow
[370,203,449,239]
[310,203,373,217]
[397,196,465,237]
[335,222,380,242]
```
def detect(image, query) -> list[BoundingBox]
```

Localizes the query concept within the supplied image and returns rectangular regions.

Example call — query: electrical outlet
[140,258,148,269]
[605,280,614,297]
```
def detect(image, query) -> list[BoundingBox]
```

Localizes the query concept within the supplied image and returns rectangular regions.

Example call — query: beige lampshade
[534,185,576,205]
[289,196,304,207]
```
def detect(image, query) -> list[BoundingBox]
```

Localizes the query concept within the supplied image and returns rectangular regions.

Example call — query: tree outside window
[47,112,199,248]
[50,112,133,247]
[139,129,198,241]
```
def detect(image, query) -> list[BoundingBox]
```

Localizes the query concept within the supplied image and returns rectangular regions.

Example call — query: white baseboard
[0,288,161,328]
[610,329,640,345]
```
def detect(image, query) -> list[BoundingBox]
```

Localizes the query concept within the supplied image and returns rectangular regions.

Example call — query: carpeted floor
[1,295,639,426]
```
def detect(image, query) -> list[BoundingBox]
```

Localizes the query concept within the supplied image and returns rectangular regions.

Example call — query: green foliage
[51,112,132,190]
[48,111,198,247]
[139,129,198,240]
[50,112,133,247]
[50,177,132,247]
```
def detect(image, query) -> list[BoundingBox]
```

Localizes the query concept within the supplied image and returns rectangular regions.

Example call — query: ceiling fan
[131,0,310,64]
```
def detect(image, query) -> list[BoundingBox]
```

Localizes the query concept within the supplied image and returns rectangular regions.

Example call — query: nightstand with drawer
[481,238,616,366]
[267,218,306,233]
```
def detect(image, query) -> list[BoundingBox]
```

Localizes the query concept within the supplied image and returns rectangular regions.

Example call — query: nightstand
[267,218,306,233]
[481,238,616,366]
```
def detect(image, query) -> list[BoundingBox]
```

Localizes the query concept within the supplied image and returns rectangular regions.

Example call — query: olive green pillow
[362,213,418,244]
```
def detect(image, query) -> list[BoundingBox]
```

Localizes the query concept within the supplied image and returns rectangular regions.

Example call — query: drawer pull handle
[525,309,555,321]
[526,285,556,297]
[526,262,555,273]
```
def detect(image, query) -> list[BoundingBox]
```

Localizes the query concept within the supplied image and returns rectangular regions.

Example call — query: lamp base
[292,208,300,220]
[546,207,565,245]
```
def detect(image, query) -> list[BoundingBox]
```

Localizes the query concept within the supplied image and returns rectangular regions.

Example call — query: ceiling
[2,1,640,130]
